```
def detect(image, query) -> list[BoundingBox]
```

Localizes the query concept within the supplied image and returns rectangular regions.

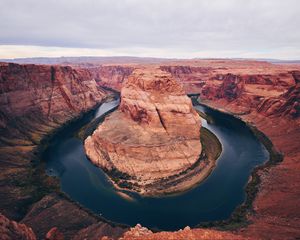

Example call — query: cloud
[0,0,299,59]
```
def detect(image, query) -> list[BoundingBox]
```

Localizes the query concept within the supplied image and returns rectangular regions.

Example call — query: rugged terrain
[0,59,300,239]
[84,67,205,195]
[0,62,128,239]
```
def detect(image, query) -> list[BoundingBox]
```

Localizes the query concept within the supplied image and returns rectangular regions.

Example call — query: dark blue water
[44,100,268,230]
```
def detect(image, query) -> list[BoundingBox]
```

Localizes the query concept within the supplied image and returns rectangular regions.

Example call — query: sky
[0,0,299,59]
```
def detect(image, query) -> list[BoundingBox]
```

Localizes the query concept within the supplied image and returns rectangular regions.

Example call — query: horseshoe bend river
[43,99,268,230]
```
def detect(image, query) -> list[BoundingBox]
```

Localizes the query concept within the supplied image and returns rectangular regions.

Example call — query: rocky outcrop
[85,67,202,194]
[291,70,300,84]
[216,73,245,101]
[258,88,300,118]
[119,224,246,240]
[21,193,127,240]
[257,71,300,118]
[0,213,36,240]
[45,227,64,240]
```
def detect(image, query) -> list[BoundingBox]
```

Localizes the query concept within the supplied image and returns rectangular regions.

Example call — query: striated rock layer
[85,67,202,194]
[0,62,105,119]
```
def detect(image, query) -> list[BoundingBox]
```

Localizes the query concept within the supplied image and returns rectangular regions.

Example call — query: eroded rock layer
[85,67,202,193]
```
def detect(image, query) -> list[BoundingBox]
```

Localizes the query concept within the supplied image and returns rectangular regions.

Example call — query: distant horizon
[1,54,300,62]
[1,44,300,61]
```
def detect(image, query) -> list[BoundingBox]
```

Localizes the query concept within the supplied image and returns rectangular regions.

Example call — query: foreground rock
[85,67,203,195]
[0,213,36,240]
[21,193,127,240]
[119,224,246,240]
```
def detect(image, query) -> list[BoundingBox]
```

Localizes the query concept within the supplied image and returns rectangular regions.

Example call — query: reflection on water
[44,100,268,230]
[94,99,120,119]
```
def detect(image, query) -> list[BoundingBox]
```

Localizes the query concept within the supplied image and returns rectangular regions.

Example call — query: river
[44,99,268,230]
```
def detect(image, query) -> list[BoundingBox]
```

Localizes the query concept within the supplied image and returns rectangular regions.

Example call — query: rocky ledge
[84,67,209,195]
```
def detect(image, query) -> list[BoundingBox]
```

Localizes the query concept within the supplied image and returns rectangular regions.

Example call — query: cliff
[84,67,203,195]
[160,60,298,117]
[0,63,129,239]
[0,62,105,119]
[85,65,134,91]
[257,71,300,118]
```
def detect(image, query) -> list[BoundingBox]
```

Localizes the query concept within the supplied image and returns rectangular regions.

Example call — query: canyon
[0,59,300,239]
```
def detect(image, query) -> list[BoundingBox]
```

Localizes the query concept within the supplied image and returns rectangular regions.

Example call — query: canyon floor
[0,59,300,239]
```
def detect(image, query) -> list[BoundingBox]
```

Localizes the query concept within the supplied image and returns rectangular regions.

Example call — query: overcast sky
[0,0,299,59]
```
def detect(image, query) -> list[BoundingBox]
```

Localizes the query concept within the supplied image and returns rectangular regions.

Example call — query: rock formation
[257,71,300,118]
[0,213,36,240]
[0,62,105,119]
[87,65,134,91]
[216,73,245,101]
[85,67,202,194]
[119,224,246,240]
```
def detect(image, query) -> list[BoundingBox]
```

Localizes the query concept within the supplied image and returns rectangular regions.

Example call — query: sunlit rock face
[84,67,202,191]
[0,62,105,119]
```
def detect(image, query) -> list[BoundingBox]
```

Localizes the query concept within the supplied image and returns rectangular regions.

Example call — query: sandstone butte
[84,67,204,195]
